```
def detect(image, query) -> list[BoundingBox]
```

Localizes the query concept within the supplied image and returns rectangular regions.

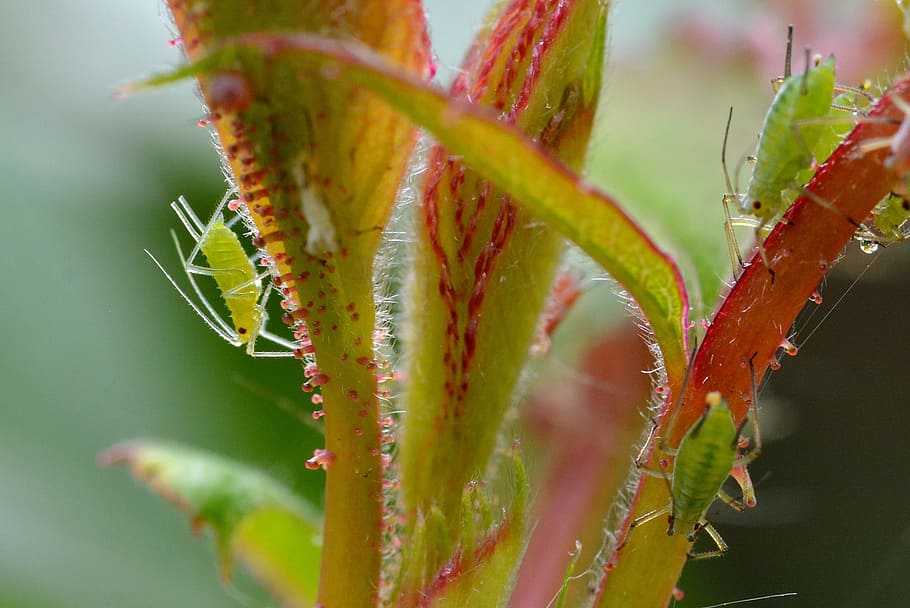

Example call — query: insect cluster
[722,26,910,273]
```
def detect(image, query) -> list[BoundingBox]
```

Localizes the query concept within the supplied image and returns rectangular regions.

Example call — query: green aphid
[146,193,298,357]
[741,54,836,223]
[632,392,761,559]
[855,193,910,252]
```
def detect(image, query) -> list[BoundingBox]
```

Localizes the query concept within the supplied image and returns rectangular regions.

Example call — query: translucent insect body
[146,192,297,357]
[722,28,842,272]
[741,55,836,223]
[632,391,761,559]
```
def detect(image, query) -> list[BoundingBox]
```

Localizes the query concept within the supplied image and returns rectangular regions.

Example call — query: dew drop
[769,359,782,371]
[312,409,325,420]
[227,198,243,212]
[809,290,823,305]
[860,239,880,254]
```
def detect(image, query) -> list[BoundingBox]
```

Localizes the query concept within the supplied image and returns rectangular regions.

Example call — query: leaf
[398,450,529,608]
[399,0,610,548]
[100,440,320,606]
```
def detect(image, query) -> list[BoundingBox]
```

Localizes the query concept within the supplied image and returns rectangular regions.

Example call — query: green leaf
[399,0,611,545]
[396,451,529,608]
[100,440,320,605]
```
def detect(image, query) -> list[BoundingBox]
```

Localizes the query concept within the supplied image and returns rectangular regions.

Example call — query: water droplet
[312,409,325,420]
[311,393,324,405]
[860,239,880,254]
[769,359,782,371]
[304,363,319,377]
[809,290,823,304]
[227,198,243,212]
[167,37,183,47]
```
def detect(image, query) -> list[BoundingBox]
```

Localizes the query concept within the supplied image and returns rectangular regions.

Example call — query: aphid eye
[238,327,248,335]
[752,200,763,211]
[902,200,910,211]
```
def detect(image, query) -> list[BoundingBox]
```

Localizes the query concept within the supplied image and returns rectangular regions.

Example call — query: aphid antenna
[171,191,237,265]
[721,107,747,272]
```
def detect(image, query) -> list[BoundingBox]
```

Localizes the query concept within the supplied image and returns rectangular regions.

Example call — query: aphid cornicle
[632,391,761,559]
[146,192,297,357]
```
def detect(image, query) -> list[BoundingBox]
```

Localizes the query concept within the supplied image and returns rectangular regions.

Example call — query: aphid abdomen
[744,56,836,220]
[669,394,739,537]
[199,220,262,342]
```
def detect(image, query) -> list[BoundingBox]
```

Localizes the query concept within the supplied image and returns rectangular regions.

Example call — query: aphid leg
[721,107,747,273]
[635,417,659,467]
[171,191,236,266]
[242,282,300,356]
[160,230,296,358]
[686,521,729,560]
[170,229,240,339]
[145,250,241,346]
[629,504,671,531]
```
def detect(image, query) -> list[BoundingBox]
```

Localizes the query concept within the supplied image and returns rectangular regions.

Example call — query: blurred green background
[2,1,909,606]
